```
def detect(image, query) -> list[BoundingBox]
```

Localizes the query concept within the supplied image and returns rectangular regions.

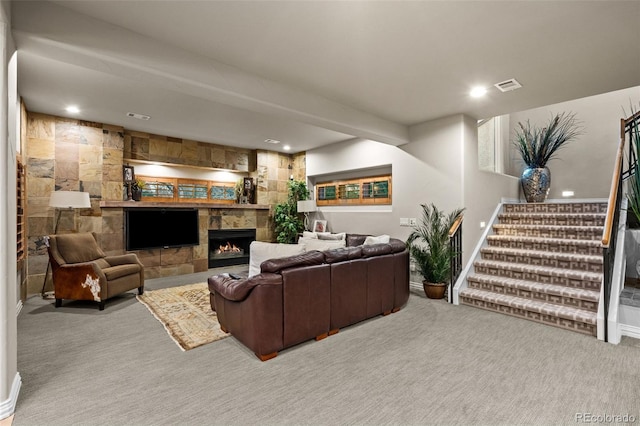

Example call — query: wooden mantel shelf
[100,201,271,210]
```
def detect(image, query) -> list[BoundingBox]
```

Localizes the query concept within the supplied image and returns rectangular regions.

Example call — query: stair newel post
[449,216,463,304]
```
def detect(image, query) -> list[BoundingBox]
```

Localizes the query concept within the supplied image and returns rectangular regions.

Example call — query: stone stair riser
[493,227,602,240]
[480,251,603,274]
[460,297,597,336]
[467,280,598,312]
[486,238,602,256]
[473,264,601,290]
[498,216,604,226]
[503,203,608,214]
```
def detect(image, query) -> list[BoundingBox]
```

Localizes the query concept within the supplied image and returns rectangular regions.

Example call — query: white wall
[306,114,519,266]
[306,115,466,241]
[509,86,640,199]
[0,0,20,420]
[462,115,520,263]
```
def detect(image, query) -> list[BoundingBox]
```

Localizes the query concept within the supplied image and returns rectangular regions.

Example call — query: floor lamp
[41,190,91,298]
[297,200,317,231]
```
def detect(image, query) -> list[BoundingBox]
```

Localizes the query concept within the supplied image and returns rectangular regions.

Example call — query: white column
[0,0,21,419]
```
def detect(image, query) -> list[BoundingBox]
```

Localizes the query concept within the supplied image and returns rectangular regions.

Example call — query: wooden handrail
[449,214,464,238]
[601,118,627,247]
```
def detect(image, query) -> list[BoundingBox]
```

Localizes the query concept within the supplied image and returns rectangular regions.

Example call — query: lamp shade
[297,200,317,213]
[49,191,91,209]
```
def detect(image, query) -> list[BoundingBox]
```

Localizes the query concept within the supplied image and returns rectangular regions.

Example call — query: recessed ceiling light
[470,87,488,98]
[264,138,280,144]
[283,145,291,151]
[65,105,80,114]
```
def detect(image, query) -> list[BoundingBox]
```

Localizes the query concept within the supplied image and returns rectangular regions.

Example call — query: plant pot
[423,281,446,299]
[521,166,551,203]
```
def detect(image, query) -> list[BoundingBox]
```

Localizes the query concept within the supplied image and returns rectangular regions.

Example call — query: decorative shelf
[99,201,270,210]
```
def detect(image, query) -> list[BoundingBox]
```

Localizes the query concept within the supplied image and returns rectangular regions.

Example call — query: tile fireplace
[208,229,256,268]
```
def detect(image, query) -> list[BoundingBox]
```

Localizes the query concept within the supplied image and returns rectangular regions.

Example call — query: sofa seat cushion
[103,264,141,281]
[249,241,306,277]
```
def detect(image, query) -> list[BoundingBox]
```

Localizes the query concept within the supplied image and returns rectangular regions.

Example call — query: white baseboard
[0,373,21,420]
[620,323,640,340]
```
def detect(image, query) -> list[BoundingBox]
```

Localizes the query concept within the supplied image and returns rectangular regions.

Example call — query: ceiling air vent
[126,112,151,120]
[494,78,522,93]
[264,138,281,144]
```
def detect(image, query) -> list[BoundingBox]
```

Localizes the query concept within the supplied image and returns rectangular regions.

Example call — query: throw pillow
[363,235,390,245]
[298,236,346,251]
[248,241,306,277]
[317,232,346,241]
[302,231,318,239]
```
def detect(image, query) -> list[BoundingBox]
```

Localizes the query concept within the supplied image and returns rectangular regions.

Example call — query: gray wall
[306,113,519,266]
[508,86,640,199]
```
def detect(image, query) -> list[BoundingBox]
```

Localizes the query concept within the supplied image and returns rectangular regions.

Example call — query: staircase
[459,201,607,336]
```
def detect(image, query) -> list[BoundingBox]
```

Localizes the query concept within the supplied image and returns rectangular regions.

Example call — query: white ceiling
[12,0,640,153]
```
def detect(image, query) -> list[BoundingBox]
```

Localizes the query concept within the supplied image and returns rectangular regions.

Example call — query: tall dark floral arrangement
[514,112,583,168]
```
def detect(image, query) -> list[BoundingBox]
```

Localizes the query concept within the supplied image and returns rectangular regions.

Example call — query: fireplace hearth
[208,229,255,268]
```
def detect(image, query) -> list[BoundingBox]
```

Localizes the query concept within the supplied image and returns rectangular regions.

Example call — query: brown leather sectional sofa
[207,235,409,361]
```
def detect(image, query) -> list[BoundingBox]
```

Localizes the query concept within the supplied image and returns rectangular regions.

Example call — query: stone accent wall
[25,113,125,295]
[124,130,255,172]
[24,111,301,293]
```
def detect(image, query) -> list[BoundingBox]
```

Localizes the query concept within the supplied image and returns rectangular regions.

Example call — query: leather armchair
[47,232,144,310]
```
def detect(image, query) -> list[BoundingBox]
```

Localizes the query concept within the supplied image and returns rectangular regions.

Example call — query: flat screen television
[125,208,199,251]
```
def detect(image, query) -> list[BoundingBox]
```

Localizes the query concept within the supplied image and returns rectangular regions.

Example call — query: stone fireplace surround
[24,111,305,295]
[99,201,268,280]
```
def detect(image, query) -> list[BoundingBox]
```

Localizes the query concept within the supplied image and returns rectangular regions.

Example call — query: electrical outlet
[480,221,486,229]
[408,218,417,226]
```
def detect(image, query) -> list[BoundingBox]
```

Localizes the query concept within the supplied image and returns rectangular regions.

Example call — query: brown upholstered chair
[47,232,144,310]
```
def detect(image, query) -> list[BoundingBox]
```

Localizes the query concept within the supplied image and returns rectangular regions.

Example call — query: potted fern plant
[514,111,583,202]
[406,203,464,299]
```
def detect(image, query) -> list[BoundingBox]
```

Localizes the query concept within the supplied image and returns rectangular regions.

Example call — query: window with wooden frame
[316,174,392,206]
[17,158,25,261]
[137,175,237,204]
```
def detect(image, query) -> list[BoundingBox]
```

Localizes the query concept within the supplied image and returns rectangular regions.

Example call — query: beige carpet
[137,282,228,351]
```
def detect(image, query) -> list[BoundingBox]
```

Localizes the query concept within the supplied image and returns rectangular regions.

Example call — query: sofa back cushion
[362,243,393,258]
[248,241,305,277]
[323,246,363,264]
[346,234,369,247]
[261,251,325,274]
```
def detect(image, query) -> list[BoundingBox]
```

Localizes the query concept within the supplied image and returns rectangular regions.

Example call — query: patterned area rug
[137,282,229,351]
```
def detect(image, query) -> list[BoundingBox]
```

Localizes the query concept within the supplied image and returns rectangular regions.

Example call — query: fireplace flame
[216,242,241,254]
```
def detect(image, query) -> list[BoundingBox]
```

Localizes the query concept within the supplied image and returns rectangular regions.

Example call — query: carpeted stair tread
[502,202,608,214]
[467,273,600,302]
[498,212,606,226]
[479,246,603,273]
[480,246,602,264]
[493,223,604,239]
[498,212,606,220]
[486,234,602,248]
[473,259,603,283]
[459,287,597,325]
